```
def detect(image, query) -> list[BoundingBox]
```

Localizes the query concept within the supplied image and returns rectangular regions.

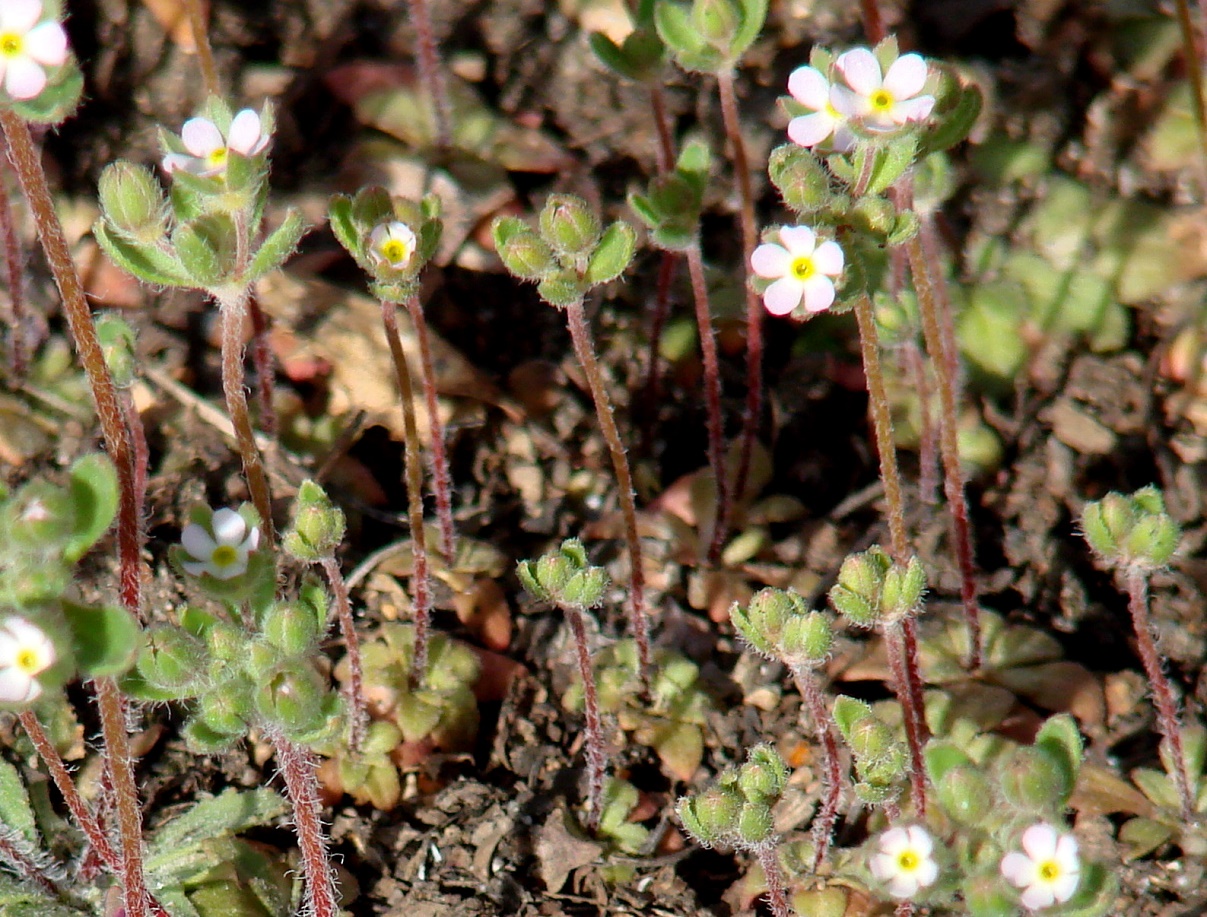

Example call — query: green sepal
[327,194,362,267]
[768,143,831,215]
[8,60,83,126]
[62,600,140,678]
[537,271,584,308]
[0,759,39,848]
[920,73,984,156]
[866,134,920,196]
[654,2,712,71]
[173,215,238,287]
[63,453,120,562]
[245,210,307,284]
[589,27,665,83]
[94,220,192,287]
[182,718,242,755]
[584,221,637,285]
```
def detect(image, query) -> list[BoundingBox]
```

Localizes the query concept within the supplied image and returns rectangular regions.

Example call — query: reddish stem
[321,556,368,751]
[382,298,433,687]
[1125,567,1194,817]
[885,623,927,816]
[790,664,843,869]
[404,295,456,560]
[0,830,60,898]
[269,728,339,917]
[685,242,731,565]
[567,607,606,832]
[716,69,765,512]
[407,0,452,150]
[182,0,220,97]
[753,843,792,917]
[0,169,26,379]
[860,0,886,43]
[564,298,652,691]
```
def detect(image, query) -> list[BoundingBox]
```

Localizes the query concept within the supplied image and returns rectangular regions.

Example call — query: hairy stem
[906,233,981,669]
[269,728,338,917]
[789,664,843,870]
[1125,567,1194,817]
[884,622,927,816]
[182,0,220,96]
[0,830,60,898]
[382,298,433,687]
[218,289,275,546]
[753,843,792,917]
[407,0,452,150]
[716,69,764,510]
[404,295,456,560]
[567,606,606,832]
[0,170,27,379]
[686,241,731,564]
[321,555,368,751]
[564,298,652,691]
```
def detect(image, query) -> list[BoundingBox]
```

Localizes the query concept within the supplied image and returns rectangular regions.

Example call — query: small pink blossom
[869,825,940,900]
[0,0,69,101]
[831,47,935,132]
[786,65,853,151]
[1000,823,1081,911]
[162,109,271,177]
[751,226,844,317]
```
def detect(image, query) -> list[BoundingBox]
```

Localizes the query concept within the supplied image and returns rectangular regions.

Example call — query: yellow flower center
[380,239,412,266]
[790,256,816,280]
[1038,860,1061,882]
[897,851,920,872]
[871,89,895,112]
[0,33,22,58]
[15,648,44,674]
[211,544,239,569]
[206,147,229,169]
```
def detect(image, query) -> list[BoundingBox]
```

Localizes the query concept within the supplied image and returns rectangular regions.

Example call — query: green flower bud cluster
[1081,487,1180,571]
[517,539,610,610]
[492,194,637,308]
[730,587,833,669]
[95,97,305,300]
[629,140,710,252]
[283,480,347,563]
[677,744,788,850]
[832,696,908,806]
[129,579,341,752]
[565,639,714,782]
[828,546,927,628]
[654,0,767,73]
[327,187,442,303]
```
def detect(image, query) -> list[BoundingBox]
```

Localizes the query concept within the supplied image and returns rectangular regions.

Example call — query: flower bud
[735,802,774,846]
[539,194,602,257]
[284,480,346,562]
[495,224,556,280]
[255,664,329,737]
[677,784,742,846]
[768,144,830,215]
[739,744,789,801]
[261,601,321,657]
[98,161,169,243]
[691,0,741,47]
[732,588,795,656]
[1081,488,1180,571]
[935,764,992,826]
[781,611,833,666]
[881,556,927,621]
[198,681,252,736]
[562,568,609,608]
[137,625,206,693]
[536,270,585,308]
[517,539,609,609]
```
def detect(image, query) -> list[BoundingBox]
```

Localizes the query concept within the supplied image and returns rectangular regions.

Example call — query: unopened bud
[98,161,169,243]
[284,480,346,562]
[539,194,602,256]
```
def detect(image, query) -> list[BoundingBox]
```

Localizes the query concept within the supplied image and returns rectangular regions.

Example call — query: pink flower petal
[24,20,68,67]
[1022,824,1058,860]
[1052,870,1080,903]
[181,523,218,559]
[787,111,835,148]
[883,53,928,99]
[762,277,803,315]
[777,225,817,256]
[0,0,43,34]
[211,508,248,545]
[0,670,39,703]
[4,57,46,100]
[813,240,844,275]
[161,153,199,174]
[750,242,790,279]
[891,95,935,124]
[829,84,866,119]
[180,117,224,157]
[999,851,1033,886]
[227,109,265,155]
[801,276,836,312]
[1020,885,1057,911]
[836,48,882,96]
[787,65,829,110]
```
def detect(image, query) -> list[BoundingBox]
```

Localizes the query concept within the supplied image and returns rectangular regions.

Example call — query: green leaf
[63,453,119,562]
[245,210,307,284]
[148,788,289,861]
[922,80,984,156]
[94,220,191,287]
[866,134,920,196]
[62,601,140,677]
[1034,714,1083,791]
[172,221,225,287]
[730,0,768,61]
[923,740,973,785]
[0,760,39,847]
[584,221,636,285]
[655,1,712,70]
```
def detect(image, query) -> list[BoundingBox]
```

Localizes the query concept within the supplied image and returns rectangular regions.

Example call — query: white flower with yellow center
[368,221,418,270]
[1000,823,1081,911]
[831,47,935,133]
[0,616,56,704]
[869,825,940,899]
[162,109,271,177]
[786,64,853,151]
[750,226,844,317]
[180,508,260,580]
[0,0,68,101]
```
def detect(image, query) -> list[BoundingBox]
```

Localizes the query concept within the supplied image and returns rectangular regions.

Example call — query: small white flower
[750,225,844,317]
[869,825,940,900]
[0,0,68,101]
[368,221,417,270]
[180,508,260,580]
[1000,823,1081,911]
[831,47,935,133]
[0,616,56,704]
[162,109,271,177]
[786,64,853,151]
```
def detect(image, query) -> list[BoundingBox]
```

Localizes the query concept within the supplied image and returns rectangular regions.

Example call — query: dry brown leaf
[140,0,204,50]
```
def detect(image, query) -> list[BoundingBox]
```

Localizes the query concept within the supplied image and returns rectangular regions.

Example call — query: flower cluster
[0,615,56,703]
[180,507,261,581]
[750,225,844,317]
[786,45,935,151]
[870,823,1081,910]
[161,109,271,177]
[0,0,68,101]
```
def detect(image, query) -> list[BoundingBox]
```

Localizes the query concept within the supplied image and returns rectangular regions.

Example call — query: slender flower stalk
[716,68,765,510]
[182,0,220,97]
[754,844,792,917]
[403,295,456,560]
[0,830,59,898]
[0,171,27,379]
[321,555,367,749]
[268,727,339,917]
[567,607,606,831]
[686,242,730,564]
[565,298,652,691]
[905,232,981,670]
[788,663,843,868]
[407,0,452,150]
[1125,567,1194,816]
[381,297,434,688]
